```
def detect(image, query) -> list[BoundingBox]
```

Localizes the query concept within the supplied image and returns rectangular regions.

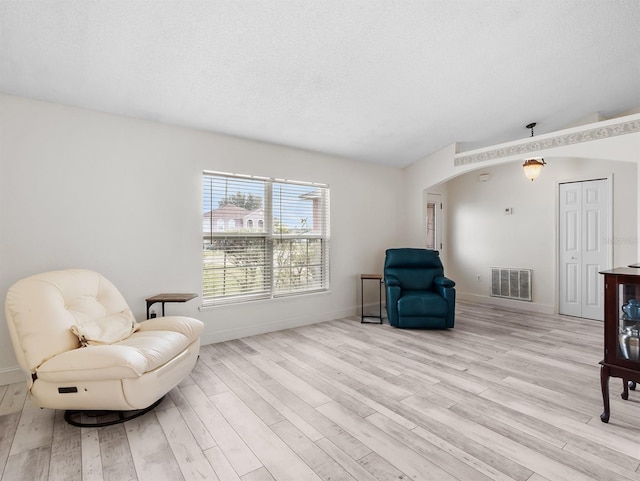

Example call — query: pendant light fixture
[522,122,546,181]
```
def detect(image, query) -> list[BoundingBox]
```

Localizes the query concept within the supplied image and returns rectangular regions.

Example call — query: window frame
[202,171,330,306]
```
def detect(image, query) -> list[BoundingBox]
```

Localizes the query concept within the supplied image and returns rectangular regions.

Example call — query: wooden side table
[361,274,383,324]
[145,293,197,319]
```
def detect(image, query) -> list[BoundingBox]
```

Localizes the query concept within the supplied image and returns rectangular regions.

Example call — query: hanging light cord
[526,122,536,137]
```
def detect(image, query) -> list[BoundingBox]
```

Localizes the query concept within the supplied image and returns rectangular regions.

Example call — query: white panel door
[559,183,581,317]
[559,179,609,320]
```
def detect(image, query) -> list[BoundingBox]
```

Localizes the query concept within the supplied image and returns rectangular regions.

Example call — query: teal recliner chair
[384,248,455,329]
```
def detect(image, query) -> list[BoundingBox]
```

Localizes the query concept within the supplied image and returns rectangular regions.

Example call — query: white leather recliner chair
[5,269,204,426]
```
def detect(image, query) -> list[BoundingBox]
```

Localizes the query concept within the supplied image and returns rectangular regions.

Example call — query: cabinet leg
[622,379,629,400]
[630,381,637,391]
[600,364,610,423]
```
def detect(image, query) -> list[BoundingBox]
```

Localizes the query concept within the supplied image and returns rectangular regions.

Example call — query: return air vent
[490,268,532,301]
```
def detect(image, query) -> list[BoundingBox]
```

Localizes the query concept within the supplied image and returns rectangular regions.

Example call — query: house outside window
[202,171,330,305]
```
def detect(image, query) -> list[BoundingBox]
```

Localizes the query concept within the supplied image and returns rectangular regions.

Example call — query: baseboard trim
[457,292,554,315]
[199,305,358,346]
[0,367,26,387]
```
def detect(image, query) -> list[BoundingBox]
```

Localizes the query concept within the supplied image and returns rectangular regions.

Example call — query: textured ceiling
[1,1,639,167]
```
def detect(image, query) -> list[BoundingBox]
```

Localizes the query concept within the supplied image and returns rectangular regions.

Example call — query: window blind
[202,171,329,304]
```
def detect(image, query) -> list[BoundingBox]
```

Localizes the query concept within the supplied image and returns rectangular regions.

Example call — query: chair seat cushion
[37,324,200,383]
[397,291,448,317]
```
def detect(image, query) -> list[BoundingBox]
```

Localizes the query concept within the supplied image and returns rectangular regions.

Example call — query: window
[202,171,330,305]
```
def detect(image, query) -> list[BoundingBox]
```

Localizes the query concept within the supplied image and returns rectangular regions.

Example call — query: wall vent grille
[490,268,532,301]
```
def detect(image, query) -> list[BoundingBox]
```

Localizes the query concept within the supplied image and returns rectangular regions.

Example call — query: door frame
[424,191,443,252]
[556,175,613,318]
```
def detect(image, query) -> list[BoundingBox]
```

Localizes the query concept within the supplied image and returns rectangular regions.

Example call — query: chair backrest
[5,269,132,376]
[384,248,444,290]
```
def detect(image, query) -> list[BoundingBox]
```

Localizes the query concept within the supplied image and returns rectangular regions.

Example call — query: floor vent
[490,268,532,301]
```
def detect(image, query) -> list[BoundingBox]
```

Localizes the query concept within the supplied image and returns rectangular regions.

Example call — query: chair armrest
[37,345,147,381]
[138,316,204,343]
[434,276,455,288]
[384,284,402,326]
[384,275,401,287]
[433,277,456,328]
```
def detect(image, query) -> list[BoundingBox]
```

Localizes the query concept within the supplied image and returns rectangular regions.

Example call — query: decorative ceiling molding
[454,118,640,167]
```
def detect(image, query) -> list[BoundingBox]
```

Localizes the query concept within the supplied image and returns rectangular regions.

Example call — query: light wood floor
[1,301,639,481]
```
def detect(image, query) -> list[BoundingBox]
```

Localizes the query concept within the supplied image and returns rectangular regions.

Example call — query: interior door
[559,179,610,320]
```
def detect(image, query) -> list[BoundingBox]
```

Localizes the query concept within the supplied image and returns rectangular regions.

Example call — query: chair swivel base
[64,395,165,427]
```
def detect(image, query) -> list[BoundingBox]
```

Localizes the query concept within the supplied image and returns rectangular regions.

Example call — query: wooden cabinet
[599,268,640,423]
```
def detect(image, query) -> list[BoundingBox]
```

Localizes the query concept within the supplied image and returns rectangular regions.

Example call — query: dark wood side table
[361,274,383,324]
[146,293,197,319]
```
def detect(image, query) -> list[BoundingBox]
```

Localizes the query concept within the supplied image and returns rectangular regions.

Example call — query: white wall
[2,93,639,385]
[402,116,640,313]
[0,94,403,383]
[400,143,456,268]
[446,157,637,310]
